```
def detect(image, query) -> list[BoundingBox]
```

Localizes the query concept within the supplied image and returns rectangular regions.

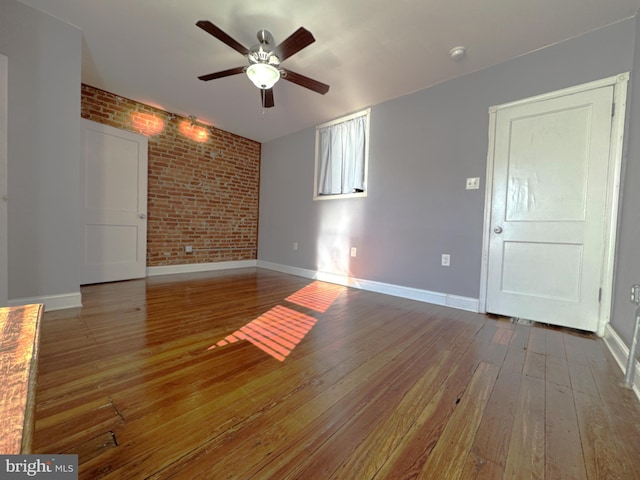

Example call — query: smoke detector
[449,46,466,61]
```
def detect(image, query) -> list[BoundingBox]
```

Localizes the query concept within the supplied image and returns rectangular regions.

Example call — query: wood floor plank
[471,369,522,468]
[474,322,500,342]
[491,326,514,346]
[504,375,545,479]
[508,322,531,351]
[461,451,505,479]
[33,397,123,454]
[523,350,545,380]
[417,362,500,479]
[502,345,526,374]
[545,327,566,358]
[545,382,586,479]
[62,431,118,464]
[567,362,599,397]
[573,388,640,479]
[371,325,487,479]
[564,331,607,367]
[27,269,640,480]
[527,327,547,355]
[546,354,572,389]
[587,351,640,478]
[545,328,572,389]
[469,337,508,367]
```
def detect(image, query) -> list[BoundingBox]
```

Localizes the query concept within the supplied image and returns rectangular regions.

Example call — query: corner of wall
[603,323,640,400]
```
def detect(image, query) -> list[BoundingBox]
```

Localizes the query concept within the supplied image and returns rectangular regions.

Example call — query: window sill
[313,191,367,201]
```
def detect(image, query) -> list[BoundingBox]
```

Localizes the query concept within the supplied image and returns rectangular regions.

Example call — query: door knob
[139,214,147,219]
[494,226,503,234]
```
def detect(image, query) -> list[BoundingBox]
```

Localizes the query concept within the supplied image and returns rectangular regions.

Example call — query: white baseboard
[257,261,479,313]
[5,261,258,313]
[14,260,478,315]
[9,291,82,312]
[147,260,258,277]
[603,324,640,400]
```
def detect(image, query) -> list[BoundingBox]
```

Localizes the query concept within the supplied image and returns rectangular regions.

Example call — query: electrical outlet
[184,245,193,253]
[632,284,640,305]
[441,254,450,266]
[350,247,357,257]
[466,177,480,190]
[293,242,298,251]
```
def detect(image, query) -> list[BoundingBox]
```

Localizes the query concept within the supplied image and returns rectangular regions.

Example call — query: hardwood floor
[32,269,640,479]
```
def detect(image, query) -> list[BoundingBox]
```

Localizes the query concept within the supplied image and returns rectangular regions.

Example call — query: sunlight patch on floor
[207,281,345,361]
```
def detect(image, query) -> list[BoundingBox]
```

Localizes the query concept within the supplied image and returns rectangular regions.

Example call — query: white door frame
[479,73,629,336]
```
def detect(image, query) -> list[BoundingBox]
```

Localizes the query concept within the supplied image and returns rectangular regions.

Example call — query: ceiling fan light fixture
[246,63,280,89]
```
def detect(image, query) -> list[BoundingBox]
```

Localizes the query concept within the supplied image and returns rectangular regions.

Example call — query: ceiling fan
[196,20,330,109]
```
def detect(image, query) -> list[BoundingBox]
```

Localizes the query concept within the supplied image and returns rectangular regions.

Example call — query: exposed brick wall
[81,84,260,266]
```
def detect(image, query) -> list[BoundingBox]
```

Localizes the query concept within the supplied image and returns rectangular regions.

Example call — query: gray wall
[612,14,640,351]
[0,0,82,302]
[259,18,639,347]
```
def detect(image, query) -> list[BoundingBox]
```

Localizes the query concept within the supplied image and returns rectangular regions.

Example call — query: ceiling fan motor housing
[256,29,274,46]
[249,47,279,65]
[249,30,280,67]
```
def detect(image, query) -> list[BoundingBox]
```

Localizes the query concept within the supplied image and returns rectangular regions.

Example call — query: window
[314,108,370,200]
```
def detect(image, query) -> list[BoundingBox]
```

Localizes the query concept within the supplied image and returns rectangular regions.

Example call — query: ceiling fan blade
[272,27,315,62]
[281,69,330,95]
[196,20,250,56]
[198,66,245,82]
[261,88,275,108]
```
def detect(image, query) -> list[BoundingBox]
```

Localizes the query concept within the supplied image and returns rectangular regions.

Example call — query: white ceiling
[18,0,640,143]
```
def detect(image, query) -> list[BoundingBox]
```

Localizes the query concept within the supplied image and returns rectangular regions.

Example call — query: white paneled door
[484,76,626,332]
[81,120,148,285]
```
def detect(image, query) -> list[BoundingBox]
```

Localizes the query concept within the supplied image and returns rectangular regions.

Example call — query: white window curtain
[317,114,366,195]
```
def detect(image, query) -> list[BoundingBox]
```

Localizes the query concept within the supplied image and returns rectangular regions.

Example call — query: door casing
[479,73,629,336]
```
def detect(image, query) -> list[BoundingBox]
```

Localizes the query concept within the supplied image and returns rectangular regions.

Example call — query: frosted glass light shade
[246,63,280,89]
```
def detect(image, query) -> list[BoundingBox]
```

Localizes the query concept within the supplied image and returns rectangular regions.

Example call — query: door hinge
[612,102,615,117]
[599,287,602,303]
